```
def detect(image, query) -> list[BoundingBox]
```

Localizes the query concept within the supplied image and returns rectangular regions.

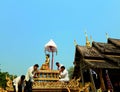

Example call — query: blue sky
[0,0,120,76]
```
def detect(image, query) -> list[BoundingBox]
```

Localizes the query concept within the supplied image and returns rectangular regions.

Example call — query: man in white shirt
[25,64,39,92]
[56,62,63,71]
[59,66,69,82]
[12,75,25,92]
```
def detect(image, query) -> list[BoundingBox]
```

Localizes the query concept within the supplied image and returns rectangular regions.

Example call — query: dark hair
[21,75,25,81]
[34,64,39,67]
[56,62,59,65]
[61,66,65,69]
[46,54,50,58]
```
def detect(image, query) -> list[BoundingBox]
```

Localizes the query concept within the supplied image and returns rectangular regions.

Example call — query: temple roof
[74,38,120,69]
[108,38,120,48]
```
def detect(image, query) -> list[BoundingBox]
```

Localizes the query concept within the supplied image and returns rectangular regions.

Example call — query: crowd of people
[12,54,69,92]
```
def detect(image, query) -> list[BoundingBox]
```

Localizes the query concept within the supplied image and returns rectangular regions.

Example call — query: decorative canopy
[44,39,57,53]
[44,39,57,70]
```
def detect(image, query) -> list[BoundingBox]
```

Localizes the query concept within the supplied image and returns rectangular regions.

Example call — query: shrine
[73,35,120,92]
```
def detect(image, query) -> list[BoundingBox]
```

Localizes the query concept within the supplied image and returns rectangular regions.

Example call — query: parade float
[6,39,91,92]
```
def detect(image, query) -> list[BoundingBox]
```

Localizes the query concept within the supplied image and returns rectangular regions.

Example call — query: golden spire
[6,74,8,80]
[12,75,15,80]
[106,33,109,40]
[84,31,91,47]
[90,35,93,46]
[74,40,78,46]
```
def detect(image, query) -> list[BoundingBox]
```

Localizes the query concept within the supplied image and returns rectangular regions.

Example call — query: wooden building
[73,38,120,92]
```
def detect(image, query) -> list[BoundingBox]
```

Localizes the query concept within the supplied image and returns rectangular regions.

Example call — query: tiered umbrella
[45,39,57,70]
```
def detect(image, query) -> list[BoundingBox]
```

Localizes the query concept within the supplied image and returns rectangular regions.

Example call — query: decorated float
[5,39,93,92]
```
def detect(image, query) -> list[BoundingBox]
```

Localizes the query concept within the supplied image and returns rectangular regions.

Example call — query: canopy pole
[51,52,54,70]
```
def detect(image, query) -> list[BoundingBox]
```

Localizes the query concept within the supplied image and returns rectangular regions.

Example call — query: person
[56,62,63,71]
[59,66,69,82]
[25,64,39,92]
[12,75,25,92]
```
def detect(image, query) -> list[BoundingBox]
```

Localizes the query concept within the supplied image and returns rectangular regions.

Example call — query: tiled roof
[74,38,120,69]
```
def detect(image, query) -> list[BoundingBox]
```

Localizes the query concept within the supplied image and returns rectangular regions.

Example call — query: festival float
[6,39,90,92]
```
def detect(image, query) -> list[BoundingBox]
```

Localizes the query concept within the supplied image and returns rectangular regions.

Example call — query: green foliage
[67,66,74,80]
[0,72,8,89]
[0,72,17,89]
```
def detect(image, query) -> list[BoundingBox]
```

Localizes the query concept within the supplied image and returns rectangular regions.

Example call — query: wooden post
[105,70,113,92]
[80,62,84,86]
[99,69,106,91]
[89,69,96,92]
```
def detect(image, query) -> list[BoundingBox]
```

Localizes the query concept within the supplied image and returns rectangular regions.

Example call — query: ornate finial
[6,74,8,80]
[6,74,12,87]
[74,40,77,46]
[90,36,93,46]
[12,75,15,80]
[106,33,109,40]
[84,31,91,47]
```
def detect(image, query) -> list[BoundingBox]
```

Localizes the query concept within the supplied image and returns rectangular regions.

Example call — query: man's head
[60,66,65,72]
[34,64,39,71]
[56,62,60,67]
[21,75,25,81]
